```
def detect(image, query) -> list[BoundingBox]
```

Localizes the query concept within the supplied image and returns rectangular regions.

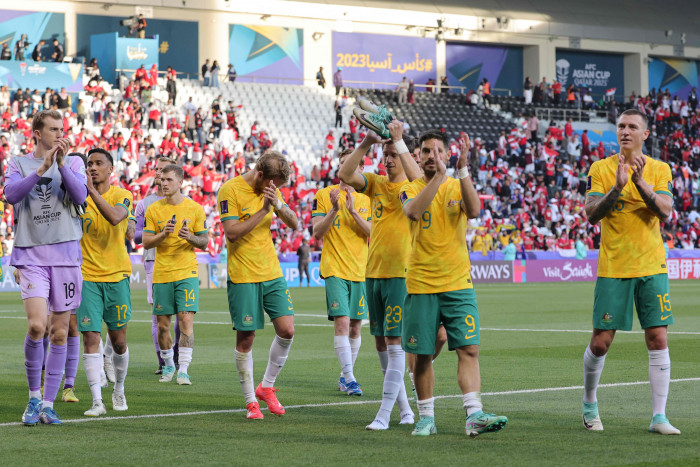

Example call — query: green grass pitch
[0,281,698,465]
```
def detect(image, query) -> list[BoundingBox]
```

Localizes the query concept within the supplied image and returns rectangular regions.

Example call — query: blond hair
[255,151,291,183]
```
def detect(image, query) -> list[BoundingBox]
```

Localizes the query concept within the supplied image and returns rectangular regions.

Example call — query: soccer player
[400,130,507,437]
[312,149,371,396]
[218,151,299,419]
[143,165,209,385]
[338,124,420,429]
[134,156,179,374]
[582,109,679,434]
[77,148,135,416]
[6,109,87,425]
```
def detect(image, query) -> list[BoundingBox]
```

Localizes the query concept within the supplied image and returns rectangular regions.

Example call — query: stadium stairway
[176,79,338,173]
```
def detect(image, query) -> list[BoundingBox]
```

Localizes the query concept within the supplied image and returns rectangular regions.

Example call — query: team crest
[156,304,163,311]
[331,301,340,311]
[586,176,592,191]
[81,316,91,325]
[27,283,35,290]
[123,198,131,208]
[447,199,459,207]
[407,336,418,347]
[399,192,408,203]
[358,208,368,214]
[244,315,254,324]
[220,200,229,214]
[602,313,613,323]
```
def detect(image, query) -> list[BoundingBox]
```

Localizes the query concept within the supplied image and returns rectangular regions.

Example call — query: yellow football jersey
[312,185,370,282]
[217,176,286,283]
[586,154,672,278]
[400,177,473,294]
[359,173,411,278]
[144,198,207,283]
[80,186,134,282]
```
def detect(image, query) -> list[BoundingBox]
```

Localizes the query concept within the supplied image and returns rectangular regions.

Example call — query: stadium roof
[290,0,700,48]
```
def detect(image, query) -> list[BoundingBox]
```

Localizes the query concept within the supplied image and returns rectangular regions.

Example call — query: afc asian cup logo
[556,59,570,86]
[19,62,27,76]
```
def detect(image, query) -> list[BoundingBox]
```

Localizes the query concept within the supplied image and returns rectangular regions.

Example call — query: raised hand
[615,154,629,191]
[344,187,356,213]
[434,139,446,176]
[262,180,277,212]
[330,188,341,211]
[456,133,471,169]
[53,138,71,168]
[178,219,191,240]
[387,119,404,143]
[163,217,176,236]
[362,129,384,146]
[629,154,646,184]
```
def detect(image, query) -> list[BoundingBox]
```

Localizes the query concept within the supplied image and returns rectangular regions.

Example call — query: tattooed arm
[585,154,628,225]
[629,155,672,221]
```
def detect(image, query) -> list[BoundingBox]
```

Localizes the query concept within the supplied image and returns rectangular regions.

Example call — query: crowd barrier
[2,253,699,292]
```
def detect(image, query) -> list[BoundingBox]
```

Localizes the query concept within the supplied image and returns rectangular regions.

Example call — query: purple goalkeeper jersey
[5,152,87,267]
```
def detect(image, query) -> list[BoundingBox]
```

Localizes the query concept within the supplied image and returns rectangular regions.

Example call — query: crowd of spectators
[1,70,699,262]
[0,36,64,62]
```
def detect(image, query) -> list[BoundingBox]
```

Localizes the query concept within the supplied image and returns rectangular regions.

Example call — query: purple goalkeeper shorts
[17,265,83,313]
[145,260,154,305]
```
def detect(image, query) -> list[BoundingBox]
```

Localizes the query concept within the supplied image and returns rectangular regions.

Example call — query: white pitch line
[1,377,698,428]
[0,315,699,334]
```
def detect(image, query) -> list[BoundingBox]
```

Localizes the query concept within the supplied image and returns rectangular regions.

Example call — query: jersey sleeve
[115,189,133,216]
[400,181,419,206]
[193,205,208,234]
[312,189,328,217]
[217,183,239,222]
[586,161,604,197]
[144,205,157,234]
[357,172,374,194]
[653,161,673,197]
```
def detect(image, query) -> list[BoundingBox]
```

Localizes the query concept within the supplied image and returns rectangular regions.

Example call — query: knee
[277,325,294,340]
[50,326,68,345]
[589,338,610,357]
[28,321,45,338]
[374,337,387,352]
[112,340,127,354]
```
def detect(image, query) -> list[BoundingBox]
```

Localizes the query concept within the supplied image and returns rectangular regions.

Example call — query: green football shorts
[366,277,406,338]
[324,276,367,321]
[227,277,294,331]
[402,288,480,355]
[77,279,132,332]
[152,277,199,316]
[593,273,673,330]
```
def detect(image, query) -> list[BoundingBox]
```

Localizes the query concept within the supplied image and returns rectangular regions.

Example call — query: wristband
[393,139,409,155]
[275,199,284,210]
[458,166,471,179]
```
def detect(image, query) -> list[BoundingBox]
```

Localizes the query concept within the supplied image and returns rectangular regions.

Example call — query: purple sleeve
[134,200,145,244]
[4,170,41,205]
[58,158,87,205]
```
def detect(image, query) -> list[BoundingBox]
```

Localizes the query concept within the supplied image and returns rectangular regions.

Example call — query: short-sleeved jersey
[359,173,411,278]
[312,185,370,282]
[400,177,472,294]
[80,186,134,282]
[217,176,286,283]
[586,154,672,278]
[144,197,207,283]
